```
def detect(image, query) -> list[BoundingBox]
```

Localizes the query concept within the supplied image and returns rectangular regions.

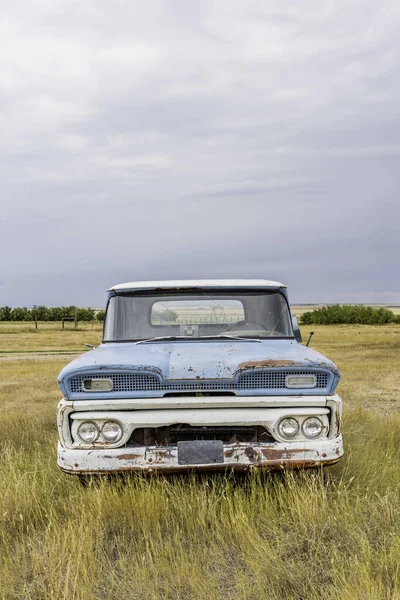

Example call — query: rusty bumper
[57,435,343,474]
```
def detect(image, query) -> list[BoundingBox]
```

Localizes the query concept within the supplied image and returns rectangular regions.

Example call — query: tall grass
[1,415,400,600]
[1,326,400,598]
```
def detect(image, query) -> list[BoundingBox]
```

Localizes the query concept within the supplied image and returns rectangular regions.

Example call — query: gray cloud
[0,0,399,306]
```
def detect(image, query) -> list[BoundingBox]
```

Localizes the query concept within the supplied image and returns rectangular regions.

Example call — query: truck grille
[128,425,275,446]
[69,370,329,393]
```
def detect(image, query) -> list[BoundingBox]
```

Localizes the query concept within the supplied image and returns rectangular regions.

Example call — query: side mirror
[291,313,302,343]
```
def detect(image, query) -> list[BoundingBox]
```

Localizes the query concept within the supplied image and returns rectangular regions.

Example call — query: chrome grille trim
[69,371,329,393]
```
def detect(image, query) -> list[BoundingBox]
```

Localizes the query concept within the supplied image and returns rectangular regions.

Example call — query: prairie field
[1,321,400,599]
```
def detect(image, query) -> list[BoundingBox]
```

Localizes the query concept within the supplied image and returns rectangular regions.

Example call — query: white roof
[108,279,286,292]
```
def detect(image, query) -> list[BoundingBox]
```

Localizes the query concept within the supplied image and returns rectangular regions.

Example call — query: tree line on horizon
[1,304,398,325]
[0,305,105,322]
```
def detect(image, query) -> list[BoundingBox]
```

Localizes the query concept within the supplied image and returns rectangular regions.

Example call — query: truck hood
[58,339,339,383]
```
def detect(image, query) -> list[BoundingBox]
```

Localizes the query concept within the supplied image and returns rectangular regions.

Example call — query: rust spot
[116,453,142,460]
[261,447,304,460]
[238,359,303,370]
[133,365,163,375]
[89,442,116,448]
[224,449,234,458]
[335,410,341,434]
[244,446,260,461]
[154,450,172,458]
[318,362,339,376]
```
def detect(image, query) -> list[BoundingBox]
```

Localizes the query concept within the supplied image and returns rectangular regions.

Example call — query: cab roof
[108,279,286,293]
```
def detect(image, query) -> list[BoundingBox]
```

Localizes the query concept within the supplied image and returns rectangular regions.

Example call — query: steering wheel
[225,320,269,331]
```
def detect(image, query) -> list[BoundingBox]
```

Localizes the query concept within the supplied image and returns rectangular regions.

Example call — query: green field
[1,322,400,599]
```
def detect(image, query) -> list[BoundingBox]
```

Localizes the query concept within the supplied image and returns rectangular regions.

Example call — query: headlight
[302,417,324,438]
[102,421,123,443]
[278,417,300,439]
[285,374,317,388]
[77,421,100,443]
[82,378,113,392]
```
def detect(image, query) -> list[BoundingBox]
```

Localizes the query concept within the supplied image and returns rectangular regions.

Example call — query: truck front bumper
[58,435,343,474]
[57,394,343,474]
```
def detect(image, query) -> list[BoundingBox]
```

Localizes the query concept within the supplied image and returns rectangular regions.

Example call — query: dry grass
[0,322,102,354]
[1,324,400,599]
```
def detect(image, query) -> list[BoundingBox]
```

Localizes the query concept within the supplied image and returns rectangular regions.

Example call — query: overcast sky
[1,0,399,307]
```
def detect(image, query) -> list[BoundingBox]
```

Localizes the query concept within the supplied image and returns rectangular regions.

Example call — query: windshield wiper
[135,336,188,345]
[201,334,262,343]
[135,334,262,344]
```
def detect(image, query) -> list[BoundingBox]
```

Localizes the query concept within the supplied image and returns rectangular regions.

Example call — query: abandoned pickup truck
[57,280,343,474]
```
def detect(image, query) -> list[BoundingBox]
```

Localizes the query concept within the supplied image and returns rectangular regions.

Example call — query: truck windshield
[103,290,294,342]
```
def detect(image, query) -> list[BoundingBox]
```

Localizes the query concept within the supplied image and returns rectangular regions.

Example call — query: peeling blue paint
[58,339,340,399]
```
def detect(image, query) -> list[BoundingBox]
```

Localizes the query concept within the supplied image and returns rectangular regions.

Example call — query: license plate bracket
[177,440,224,466]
